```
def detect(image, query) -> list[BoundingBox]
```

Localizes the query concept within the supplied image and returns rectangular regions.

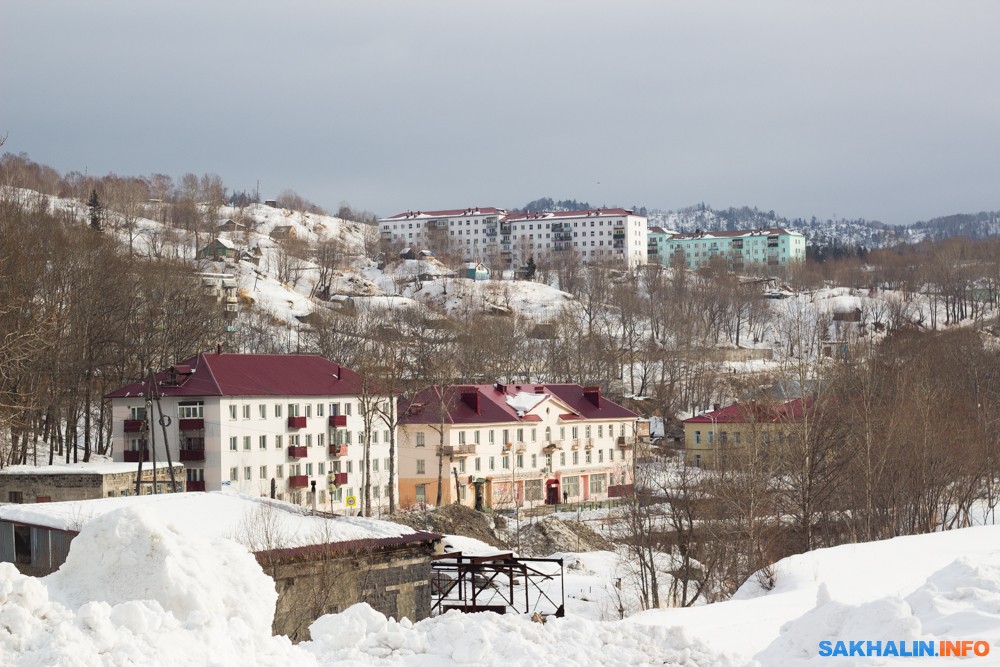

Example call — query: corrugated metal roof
[105,353,364,399]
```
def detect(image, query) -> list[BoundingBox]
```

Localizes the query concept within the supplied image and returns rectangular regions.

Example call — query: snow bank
[46,505,276,634]
[304,603,736,667]
[0,506,299,667]
[633,526,1000,663]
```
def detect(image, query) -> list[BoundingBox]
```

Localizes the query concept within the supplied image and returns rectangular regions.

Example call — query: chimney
[583,386,602,408]
[216,343,223,354]
[461,390,480,414]
[713,403,720,412]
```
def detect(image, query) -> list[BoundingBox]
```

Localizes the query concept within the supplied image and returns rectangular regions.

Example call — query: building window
[319,462,325,475]
[306,463,313,475]
[259,405,266,419]
[229,437,237,451]
[416,460,426,475]
[502,456,510,469]
[243,436,251,451]
[695,430,702,445]
[244,466,251,481]
[243,404,251,419]
[260,466,267,479]
[572,451,579,465]
[317,403,324,417]
[305,404,312,419]
[475,457,481,471]
[259,435,267,449]
[276,464,283,478]
[229,405,237,420]
[178,402,203,419]
[288,403,299,417]
[489,456,496,470]
[560,452,566,466]
[458,431,466,445]
[305,434,312,447]
[516,454,524,468]
[229,467,238,482]
[318,433,324,447]
[275,404,283,418]
[276,434,283,449]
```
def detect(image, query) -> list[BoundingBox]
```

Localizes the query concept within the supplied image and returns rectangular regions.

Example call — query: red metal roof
[400,383,637,426]
[382,207,505,221]
[506,208,635,222]
[667,228,802,241]
[683,398,810,425]
[105,352,364,399]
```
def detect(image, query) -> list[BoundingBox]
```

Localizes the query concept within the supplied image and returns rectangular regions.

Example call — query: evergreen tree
[524,256,537,280]
[87,189,103,231]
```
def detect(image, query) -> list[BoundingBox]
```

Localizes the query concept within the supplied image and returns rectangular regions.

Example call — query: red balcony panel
[124,419,144,433]
[179,418,204,431]
[186,481,206,492]
[329,444,348,457]
[331,472,348,486]
[288,475,309,489]
[123,450,149,462]
[329,415,348,427]
[287,416,308,429]
[287,446,308,459]
[179,449,205,462]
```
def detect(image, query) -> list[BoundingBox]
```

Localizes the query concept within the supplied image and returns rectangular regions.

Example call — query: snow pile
[46,506,276,633]
[633,526,1000,663]
[304,603,735,667]
[0,506,293,667]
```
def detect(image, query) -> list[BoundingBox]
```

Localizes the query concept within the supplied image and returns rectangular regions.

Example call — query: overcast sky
[2,1,998,225]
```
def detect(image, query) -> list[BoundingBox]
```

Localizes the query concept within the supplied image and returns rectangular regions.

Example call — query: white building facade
[106,352,396,515]
[379,207,648,268]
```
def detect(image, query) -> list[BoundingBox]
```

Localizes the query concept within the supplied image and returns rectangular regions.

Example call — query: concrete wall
[262,539,437,642]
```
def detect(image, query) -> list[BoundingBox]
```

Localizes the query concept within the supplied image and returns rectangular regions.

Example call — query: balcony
[330,472,348,486]
[124,419,144,433]
[288,475,309,489]
[179,449,205,462]
[178,418,204,431]
[443,444,476,458]
[123,450,149,463]
[570,439,581,451]
[287,416,308,429]
[287,446,308,459]
[186,481,206,492]
[584,439,594,450]
[329,415,348,427]
[617,436,636,449]
[515,442,527,453]
[329,444,348,457]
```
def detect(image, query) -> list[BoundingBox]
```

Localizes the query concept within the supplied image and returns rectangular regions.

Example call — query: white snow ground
[1,496,999,666]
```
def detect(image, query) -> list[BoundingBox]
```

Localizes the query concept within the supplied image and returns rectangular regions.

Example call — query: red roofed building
[682,398,809,468]
[397,383,639,510]
[105,352,395,513]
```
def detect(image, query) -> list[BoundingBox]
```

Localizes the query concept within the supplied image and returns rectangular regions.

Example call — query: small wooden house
[270,225,297,241]
[198,237,236,259]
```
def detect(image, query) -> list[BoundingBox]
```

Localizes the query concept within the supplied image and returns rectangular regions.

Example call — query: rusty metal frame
[430,551,564,617]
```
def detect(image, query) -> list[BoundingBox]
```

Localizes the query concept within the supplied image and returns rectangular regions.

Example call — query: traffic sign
[346,495,357,507]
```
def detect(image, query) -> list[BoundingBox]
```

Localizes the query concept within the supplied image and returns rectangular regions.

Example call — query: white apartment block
[379,207,648,268]
[106,352,396,515]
